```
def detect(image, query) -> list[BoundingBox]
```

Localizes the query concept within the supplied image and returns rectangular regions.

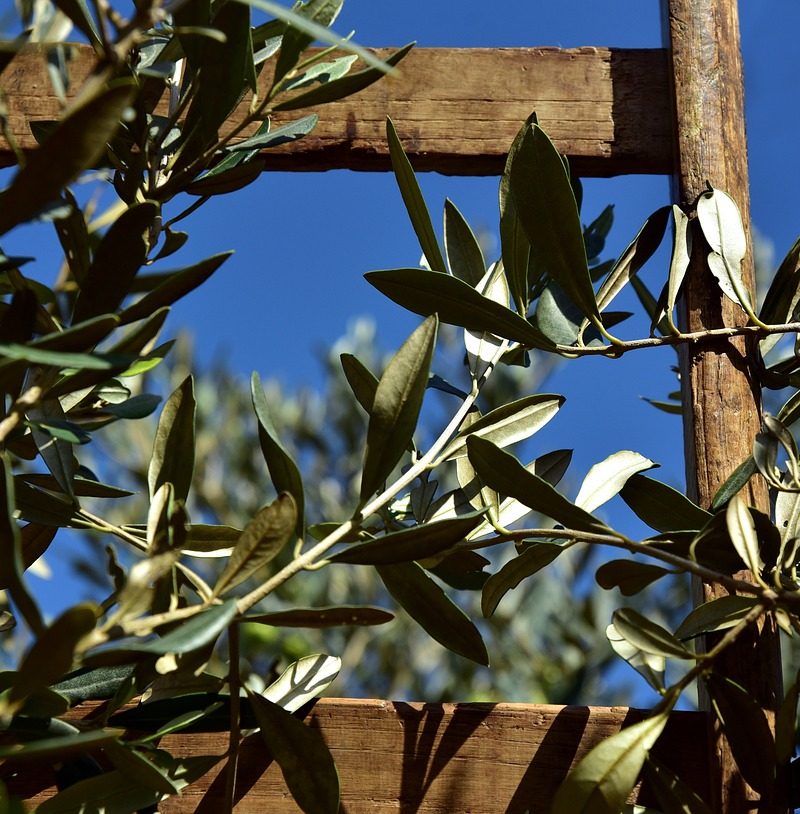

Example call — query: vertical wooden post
[665,0,785,811]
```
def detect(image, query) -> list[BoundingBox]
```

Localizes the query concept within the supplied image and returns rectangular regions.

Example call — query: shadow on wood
[6,698,711,812]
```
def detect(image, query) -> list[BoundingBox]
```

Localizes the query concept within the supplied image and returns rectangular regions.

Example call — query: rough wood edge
[0,45,673,176]
[4,698,712,812]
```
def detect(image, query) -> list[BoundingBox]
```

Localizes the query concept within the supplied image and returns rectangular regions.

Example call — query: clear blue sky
[4,2,800,621]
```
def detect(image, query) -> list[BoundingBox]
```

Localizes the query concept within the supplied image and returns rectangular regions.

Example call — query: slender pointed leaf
[725,494,764,581]
[365,267,554,348]
[340,352,378,413]
[330,513,483,565]
[481,542,563,617]
[612,608,692,660]
[467,436,606,532]
[148,376,195,503]
[386,118,446,273]
[244,607,393,628]
[262,653,341,712]
[760,237,800,356]
[645,756,713,814]
[464,263,509,380]
[28,398,76,499]
[666,205,691,333]
[607,623,665,692]
[551,712,670,814]
[442,394,564,461]
[575,451,657,513]
[510,125,599,322]
[251,372,304,536]
[620,474,711,532]
[247,690,340,814]
[360,316,437,504]
[444,198,485,286]
[674,595,761,640]
[595,560,671,596]
[710,456,757,510]
[226,114,318,152]
[0,82,135,237]
[377,561,488,665]
[213,492,297,596]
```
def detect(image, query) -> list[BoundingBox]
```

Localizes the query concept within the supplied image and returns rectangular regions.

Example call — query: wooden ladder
[0,0,781,811]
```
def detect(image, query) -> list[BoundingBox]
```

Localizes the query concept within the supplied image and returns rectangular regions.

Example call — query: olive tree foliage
[1,0,800,812]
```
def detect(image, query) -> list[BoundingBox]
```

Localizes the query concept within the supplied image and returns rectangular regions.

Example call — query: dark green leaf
[533,280,584,345]
[360,316,437,504]
[36,769,161,814]
[82,600,238,667]
[0,729,122,762]
[227,114,318,151]
[148,376,195,503]
[674,595,761,640]
[19,522,57,574]
[213,493,297,596]
[33,313,119,352]
[273,43,413,112]
[185,157,265,196]
[103,741,182,795]
[340,352,378,414]
[247,689,340,814]
[467,436,606,533]
[51,665,137,705]
[481,542,563,617]
[595,560,671,596]
[377,561,488,665]
[644,756,713,814]
[118,252,232,325]
[27,398,76,497]
[710,456,757,511]
[443,198,485,286]
[510,125,598,323]
[19,474,132,499]
[0,82,135,237]
[330,514,483,565]
[386,117,447,273]
[0,343,119,370]
[244,606,394,628]
[365,267,554,348]
[72,202,159,324]
[552,712,670,814]
[705,673,775,795]
[620,474,711,532]
[4,603,98,714]
[273,0,343,86]
[775,668,800,764]
[251,372,304,537]
[612,608,692,659]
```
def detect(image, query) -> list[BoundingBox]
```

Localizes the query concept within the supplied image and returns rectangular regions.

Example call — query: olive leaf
[148,376,196,503]
[464,263,510,381]
[620,474,711,532]
[244,607,393,628]
[251,371,305,537]
[595,560,671,596]
[674,595,761,640]
[612,608,692,660]
[725,494,765,584]
[262,653,341,712]
[339,353,379,414]
[551,711,670,814]
[607,623,665,692]
[212,492,297,596]
[359,316,437,505]
[444,198,485,286]
[574,451,657,514]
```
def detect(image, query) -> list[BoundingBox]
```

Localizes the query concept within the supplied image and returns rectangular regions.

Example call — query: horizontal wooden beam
[8,699,710,810]
[0,45,672,176]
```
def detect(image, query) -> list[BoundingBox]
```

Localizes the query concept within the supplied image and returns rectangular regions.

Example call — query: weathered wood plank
[8,699,710,811]
[0,46,672,176]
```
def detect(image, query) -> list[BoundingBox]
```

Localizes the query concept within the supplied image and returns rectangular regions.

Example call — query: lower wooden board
[7,698,710,812]
[0,46,672,176]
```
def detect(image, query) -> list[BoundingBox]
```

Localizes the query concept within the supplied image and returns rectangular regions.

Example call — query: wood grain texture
[8,698,711,812]
[666,0,785,811]
[0,45,672,176]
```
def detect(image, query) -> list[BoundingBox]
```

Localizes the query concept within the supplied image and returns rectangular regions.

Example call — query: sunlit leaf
[551,711,670,814]
[273,43,413,111]
[0,82,135,237]
[247,689,340,814]
[607,623,665,692]
[666,205,691,334]
[481,542,563,617]
[251,372,304,536]
[386,118,446,273]
[710,456,757,511]
[51,664,137,705]
[464,263,510,380]
[620,474,711,532]
[330,513,483,565]
[467,436,606,533]
[575,451,657,513]
[441,394,564,461]
[725,494,764,582]
[213,493,297,596]
[262,653,341,712]
[148,376,195,503]
[365,267,554,348]
[595,560,671,596]
[226,114,318,152]
[612,608,692,660]
[360,316,437,504]
[510,125,599,323]
[377,561,488,665]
